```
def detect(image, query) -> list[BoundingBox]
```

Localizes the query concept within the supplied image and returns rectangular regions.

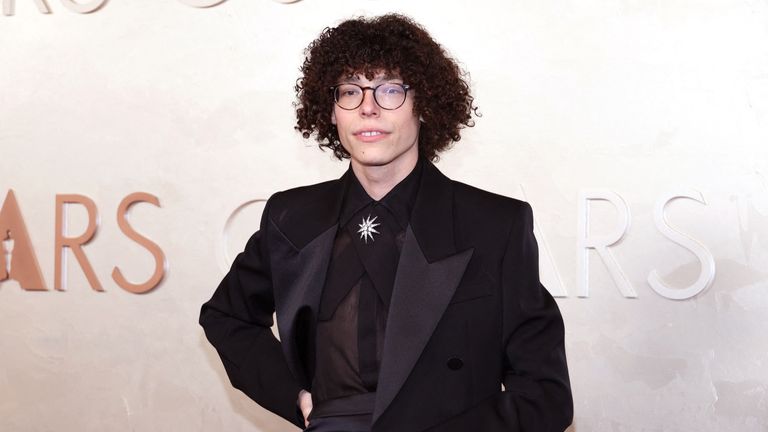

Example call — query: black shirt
[311,158,423,404]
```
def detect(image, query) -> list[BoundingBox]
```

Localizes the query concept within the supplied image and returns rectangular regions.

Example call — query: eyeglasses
[330,82,411,110]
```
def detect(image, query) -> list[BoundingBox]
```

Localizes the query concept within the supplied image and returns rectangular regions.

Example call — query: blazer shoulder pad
[264,177,344,249]
[269,179,339,209]
[451,180,530,217]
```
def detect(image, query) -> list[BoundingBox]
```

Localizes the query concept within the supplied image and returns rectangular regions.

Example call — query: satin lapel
[271,223,337,387]
[269,170,350,386]
[373,227,473,423]
[373,161,473,423]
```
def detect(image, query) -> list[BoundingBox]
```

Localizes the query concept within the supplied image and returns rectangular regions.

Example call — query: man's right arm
[199,196,305,429]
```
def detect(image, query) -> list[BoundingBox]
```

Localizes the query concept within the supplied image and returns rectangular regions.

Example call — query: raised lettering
[577,190,635,298]
[112,192,166,294]
[59,0,106,14]
[0,190,47,290]
[648,190,715,300]
[177,0,227,8]
[2,0,51,16]
[54,194,102,291]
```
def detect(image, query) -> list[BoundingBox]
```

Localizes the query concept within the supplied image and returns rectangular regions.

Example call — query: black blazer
[200,161,573,432]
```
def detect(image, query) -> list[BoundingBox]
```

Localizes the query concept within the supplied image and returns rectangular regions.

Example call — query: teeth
[360,131,382,137]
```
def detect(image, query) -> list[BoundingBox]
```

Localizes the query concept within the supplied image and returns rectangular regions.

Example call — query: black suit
[200,160,573,431]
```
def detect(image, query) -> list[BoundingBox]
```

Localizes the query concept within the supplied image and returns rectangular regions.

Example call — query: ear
[331,109,337,125]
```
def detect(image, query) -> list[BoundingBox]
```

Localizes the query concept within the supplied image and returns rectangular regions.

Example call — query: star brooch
[357,214,380,244]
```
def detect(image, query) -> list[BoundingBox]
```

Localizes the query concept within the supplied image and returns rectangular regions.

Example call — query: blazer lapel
[271,223,337,388]
[270,171,349,387]
[373,161,474,423]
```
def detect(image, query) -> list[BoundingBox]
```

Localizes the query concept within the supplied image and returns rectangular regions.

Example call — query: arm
[199,196,305,429]
[428,202,573,431]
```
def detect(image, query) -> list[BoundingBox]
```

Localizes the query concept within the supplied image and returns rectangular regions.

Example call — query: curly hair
[294,14,478,162]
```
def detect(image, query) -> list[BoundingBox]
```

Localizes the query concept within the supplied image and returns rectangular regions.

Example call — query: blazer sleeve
[199,194,305,429]
[427,202,573,432]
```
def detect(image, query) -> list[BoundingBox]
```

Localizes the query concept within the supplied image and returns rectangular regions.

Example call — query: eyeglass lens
[334,83,407,110]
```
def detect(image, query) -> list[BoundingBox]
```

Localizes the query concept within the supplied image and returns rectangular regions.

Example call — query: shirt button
[447,357,464,371]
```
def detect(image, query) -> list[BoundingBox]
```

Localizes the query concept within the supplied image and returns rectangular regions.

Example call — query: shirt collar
[339,156,423,229]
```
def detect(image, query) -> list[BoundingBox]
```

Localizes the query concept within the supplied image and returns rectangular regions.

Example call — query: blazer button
[447,357,464,371]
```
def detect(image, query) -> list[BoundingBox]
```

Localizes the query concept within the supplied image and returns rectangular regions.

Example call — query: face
[331,71,420,174]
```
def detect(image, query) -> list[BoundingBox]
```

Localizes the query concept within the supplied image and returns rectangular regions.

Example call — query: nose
[358,88,380,117]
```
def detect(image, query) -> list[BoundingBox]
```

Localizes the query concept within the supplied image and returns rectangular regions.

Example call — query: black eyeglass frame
[330,82,412,111]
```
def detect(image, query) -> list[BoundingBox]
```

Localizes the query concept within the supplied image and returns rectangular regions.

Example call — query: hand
[297,389,313,427]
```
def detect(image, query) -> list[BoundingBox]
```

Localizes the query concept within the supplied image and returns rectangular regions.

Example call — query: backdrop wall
[1,0,767,431]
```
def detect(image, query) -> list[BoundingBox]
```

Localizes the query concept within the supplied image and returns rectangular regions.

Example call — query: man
[200,14,572,432]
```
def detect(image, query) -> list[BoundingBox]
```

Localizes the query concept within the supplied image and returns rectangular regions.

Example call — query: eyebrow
[345,72,402,83]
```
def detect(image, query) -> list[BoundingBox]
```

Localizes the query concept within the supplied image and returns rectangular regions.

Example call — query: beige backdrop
[1,0,767,431]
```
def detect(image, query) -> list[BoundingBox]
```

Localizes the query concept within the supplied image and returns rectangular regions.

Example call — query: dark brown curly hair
[294,14,478,162]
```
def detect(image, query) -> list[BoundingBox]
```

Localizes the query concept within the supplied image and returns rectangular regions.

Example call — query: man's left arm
[427,202,573,432]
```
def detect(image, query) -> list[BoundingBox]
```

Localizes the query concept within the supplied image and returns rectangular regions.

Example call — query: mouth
[359,131,383,137]
[354,129,388,137]
[354,129,389,142]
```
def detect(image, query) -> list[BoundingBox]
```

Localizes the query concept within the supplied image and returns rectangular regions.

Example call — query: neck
[350,153,419,201]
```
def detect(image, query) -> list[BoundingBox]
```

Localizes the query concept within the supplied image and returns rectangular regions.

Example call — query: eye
[380,84,404,95]
[337,85,362,97]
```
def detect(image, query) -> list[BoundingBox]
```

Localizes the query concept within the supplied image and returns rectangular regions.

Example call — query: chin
[357,156,394,167]
[351,150,396,166]
[346,142,417,169]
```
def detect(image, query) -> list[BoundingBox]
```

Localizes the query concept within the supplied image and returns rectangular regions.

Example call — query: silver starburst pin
[357,214,380,244]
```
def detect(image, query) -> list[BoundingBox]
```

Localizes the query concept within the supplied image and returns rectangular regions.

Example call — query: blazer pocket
[449,273,494,305]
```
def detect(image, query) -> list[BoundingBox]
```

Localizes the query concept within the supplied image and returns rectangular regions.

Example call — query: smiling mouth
[358,131,384,137]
